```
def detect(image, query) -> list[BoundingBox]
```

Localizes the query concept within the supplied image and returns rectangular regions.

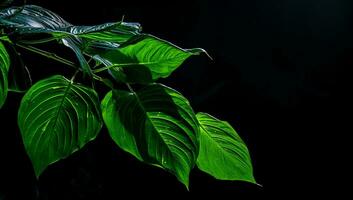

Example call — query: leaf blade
[18,75,103,177]
[95,35,205,83]
[196,112,256,183]
[101,84,199,187]
[70,22,141,43]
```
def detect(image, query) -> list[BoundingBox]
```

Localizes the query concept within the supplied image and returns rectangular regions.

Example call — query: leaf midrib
[49,79,73,133]
[198,123,249,168]
[94,53,191,74]
[130,88,179,167]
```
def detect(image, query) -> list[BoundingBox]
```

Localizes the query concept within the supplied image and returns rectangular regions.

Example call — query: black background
[1,0,352,199]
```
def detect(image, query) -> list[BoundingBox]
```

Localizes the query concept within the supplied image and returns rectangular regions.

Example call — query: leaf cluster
[0,5,256,188]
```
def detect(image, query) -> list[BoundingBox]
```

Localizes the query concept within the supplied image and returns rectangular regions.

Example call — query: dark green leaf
[0,5,71,34]
[92,54,127,82]
[0,5,140,43]
[0,5,142,76]
[69,22,141,43]
[101,84,199,188]
[0,41,10,108]
[61,37,92,77]
[8,58,32,93]
[18,75,103,177]
[3,42,32,93]
[94,35,205,83]
[196,112,256,183]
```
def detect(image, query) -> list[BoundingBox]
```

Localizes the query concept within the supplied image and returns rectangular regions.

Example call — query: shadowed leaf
[0,41,10,108]
[101,84,199,188]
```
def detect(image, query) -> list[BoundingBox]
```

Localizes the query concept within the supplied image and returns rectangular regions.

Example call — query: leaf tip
[188,48,213,60]
[203,50,214,61]
[181,179,190,191]
[175,172,191,191]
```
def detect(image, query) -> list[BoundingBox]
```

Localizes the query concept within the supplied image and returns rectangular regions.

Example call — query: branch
[16,43,78,70]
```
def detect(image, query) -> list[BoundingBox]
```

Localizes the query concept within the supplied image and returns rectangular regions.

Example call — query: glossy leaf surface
[93,35,205,83]
[101,84,199,187]
[0,5,140,42]
[18,75,102,177]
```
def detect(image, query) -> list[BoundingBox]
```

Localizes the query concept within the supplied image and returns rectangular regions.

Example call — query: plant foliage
[0,4,256,189]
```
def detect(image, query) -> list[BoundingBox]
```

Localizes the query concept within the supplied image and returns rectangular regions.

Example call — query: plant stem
[93,62,151,73]
[16,43,112,88]
[126,83,134,93]
[19,37,59,45]
[70,70,80,82]
[16,43,78,70]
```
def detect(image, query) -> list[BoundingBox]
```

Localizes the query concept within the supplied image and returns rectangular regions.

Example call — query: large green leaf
[101,84,199,187]
[94,35,205,83]
[196,112,256,183]
[18,75,103,177]
[0,41,10,108]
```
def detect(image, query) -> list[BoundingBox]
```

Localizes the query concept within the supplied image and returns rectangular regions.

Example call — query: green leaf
[18,75,103,177]
[94,35,205,83]
[0,41,10,108]
[196,112,256,183]
[101,84,199,188]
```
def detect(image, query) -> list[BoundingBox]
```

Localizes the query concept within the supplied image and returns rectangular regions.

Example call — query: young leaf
[196,112,256,183]
[94,35,205,83]
[101,84,199,188]
[18,75,103,177]
[0,41,10,108]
